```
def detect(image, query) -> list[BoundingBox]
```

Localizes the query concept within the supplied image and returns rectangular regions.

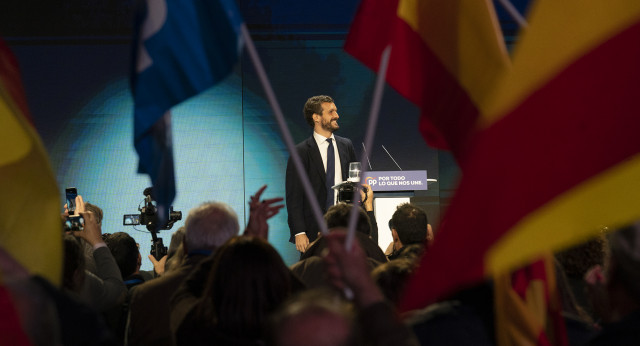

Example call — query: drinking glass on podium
[348,162,361,182]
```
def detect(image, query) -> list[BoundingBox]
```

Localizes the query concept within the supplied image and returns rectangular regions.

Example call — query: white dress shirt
[295,132,343,238]
[313,131,343,206]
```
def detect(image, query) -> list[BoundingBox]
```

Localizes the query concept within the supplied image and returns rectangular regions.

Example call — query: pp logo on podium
[365,176,377,186]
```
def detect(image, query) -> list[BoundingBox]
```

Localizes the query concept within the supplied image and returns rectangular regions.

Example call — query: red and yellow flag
[345,0,510,161]
[494,255,567,346]
[399,0,640,311]
[0,38,61,285]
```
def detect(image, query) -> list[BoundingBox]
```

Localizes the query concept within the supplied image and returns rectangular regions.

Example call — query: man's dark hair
[85,202,103,225]
[104,232,139,278]
[324,202,371,236]
[391,203,428,245]
[303,95,333,127]
[372,258,415,305]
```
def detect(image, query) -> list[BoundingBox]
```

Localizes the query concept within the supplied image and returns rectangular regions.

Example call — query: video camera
[123,187,182,261]
[336,181,368,205]
[123,187,181,231]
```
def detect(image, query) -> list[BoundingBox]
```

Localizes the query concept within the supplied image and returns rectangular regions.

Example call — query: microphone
[362,142,373,170]
[381,145,402,171]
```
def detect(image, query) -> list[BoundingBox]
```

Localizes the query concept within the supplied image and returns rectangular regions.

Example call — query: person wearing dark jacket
[127,202,239,346]
[286,95,357,253]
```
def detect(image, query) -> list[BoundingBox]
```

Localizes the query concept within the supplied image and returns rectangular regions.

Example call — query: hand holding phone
[73,211,103,247]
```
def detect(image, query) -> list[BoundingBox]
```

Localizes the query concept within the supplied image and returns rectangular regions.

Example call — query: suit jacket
[300,231,388,264]
[127,255,207,346]
[286,134,357,243]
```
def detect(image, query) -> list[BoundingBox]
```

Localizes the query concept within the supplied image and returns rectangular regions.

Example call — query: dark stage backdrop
[8,40,449,268]
[4,0,530,267]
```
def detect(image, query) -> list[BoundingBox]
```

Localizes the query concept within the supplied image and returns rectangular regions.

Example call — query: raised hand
[244,185,284,239]
[73,211,103,247]
[148,254,168,276]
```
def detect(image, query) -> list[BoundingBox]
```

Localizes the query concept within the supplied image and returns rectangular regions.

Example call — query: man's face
[317,102,339,133]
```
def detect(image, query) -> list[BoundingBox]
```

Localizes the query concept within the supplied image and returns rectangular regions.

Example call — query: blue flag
[131,0,243,222]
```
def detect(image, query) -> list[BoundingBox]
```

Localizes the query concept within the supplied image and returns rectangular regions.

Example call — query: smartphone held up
[63,187,83,232]
[66,187,77,215]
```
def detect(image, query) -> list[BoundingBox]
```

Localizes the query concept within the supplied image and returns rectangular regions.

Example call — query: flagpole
[240,24,329,237]
[496,0,528,28]
[345,45,392,251]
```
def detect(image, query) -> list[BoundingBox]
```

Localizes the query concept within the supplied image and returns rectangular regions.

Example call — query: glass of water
[348,162,362,182]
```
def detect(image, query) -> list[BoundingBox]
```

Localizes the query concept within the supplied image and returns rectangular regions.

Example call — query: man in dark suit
[286,95,357,253]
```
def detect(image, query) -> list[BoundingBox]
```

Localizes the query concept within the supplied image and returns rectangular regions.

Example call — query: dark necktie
[326,138,335,210]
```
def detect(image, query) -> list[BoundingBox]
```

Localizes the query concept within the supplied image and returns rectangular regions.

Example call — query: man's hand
[73,211,104,247]
[244,185,284,239]
[295,233,310,253]
[148,254,168,276]
[75,195,86,214]
[359,183,374,211]
[64,195,86,215]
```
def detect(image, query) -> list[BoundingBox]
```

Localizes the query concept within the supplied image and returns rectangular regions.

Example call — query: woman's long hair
[200,236,292,340]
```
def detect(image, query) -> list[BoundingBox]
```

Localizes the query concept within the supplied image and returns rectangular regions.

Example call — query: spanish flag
[494,255,567,346]
[0,38,61,286]
[400,0,640,312]
[345,0,510,161]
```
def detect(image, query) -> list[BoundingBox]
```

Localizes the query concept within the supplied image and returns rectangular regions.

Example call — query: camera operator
[64,196,126,313]
[336,182,378,242]
[122,187,179,276]
[359,183,378,243]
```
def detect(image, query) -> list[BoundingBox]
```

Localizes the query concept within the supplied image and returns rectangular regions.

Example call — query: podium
[362,170,432,251]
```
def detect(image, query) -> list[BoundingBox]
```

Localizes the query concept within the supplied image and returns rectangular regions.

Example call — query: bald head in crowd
[183,202,240,254]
